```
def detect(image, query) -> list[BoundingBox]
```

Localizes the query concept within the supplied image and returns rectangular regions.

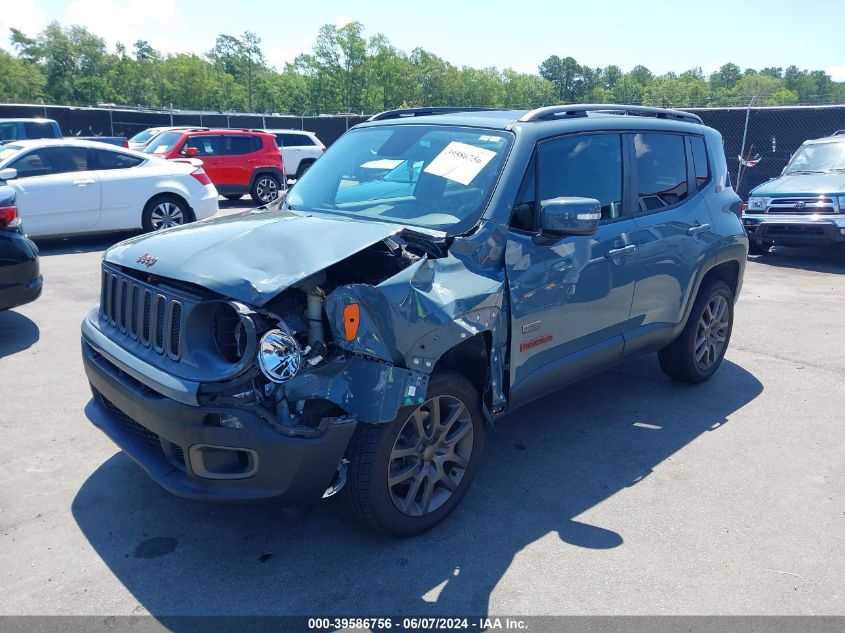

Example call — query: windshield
[130,128,160,144]
[0,144,23,165]
[286,125,512,233]
[143,132,183,154]
[785,141,845,173]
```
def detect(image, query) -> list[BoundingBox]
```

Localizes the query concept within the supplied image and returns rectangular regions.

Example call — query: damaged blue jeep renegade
[81,105,748,536]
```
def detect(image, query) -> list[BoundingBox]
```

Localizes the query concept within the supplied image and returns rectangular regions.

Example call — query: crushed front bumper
[743,214,845,247]
[82,337,357,504]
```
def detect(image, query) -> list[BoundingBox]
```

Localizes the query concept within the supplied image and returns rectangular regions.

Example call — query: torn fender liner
[103,209,404,306]
[284,356,429,423]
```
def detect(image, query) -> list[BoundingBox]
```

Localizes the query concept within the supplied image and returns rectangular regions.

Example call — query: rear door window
[276,133,313,147]
[225,135,258,155]
[94,148,145,170]
[633,133,689,211]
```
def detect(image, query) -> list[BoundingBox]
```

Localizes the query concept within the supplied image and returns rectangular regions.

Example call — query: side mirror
[183,147,200,158]
[538,197,601,238]
[0,167,18,181]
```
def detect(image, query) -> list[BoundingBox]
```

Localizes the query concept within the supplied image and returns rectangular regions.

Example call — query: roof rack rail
[519,104,702,124]
[368,107,498,122]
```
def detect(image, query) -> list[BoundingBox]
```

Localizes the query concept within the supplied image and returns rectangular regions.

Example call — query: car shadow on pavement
[0,309,40,358]
[750,246,845,274]
[72,355,762,621]
[33,232,140,257]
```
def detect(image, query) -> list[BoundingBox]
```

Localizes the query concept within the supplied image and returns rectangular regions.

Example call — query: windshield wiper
[787,170,824,174]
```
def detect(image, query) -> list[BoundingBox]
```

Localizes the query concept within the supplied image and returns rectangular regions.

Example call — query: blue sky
[3,0,844,80]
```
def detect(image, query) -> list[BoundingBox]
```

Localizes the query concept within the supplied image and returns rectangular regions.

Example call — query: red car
[143,129,285,204]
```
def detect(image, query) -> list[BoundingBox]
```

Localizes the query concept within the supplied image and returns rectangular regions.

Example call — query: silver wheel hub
[256,178,278,202]
[388,394,474,517]
[694,295,729,370]
[150,201,185,230]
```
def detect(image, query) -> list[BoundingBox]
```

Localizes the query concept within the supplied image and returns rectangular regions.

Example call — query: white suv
[260,129,325,180]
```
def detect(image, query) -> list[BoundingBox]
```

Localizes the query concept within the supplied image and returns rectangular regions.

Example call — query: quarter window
[634,133,689,211]
[690,136,709,189]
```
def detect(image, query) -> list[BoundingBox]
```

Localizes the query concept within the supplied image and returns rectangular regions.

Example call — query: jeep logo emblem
[794,201,806,209]
[136,253,158,267]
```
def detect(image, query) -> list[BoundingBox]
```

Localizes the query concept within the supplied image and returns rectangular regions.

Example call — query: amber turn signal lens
[343,304,360,341]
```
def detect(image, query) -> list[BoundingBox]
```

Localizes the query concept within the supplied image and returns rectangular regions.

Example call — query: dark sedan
[0,181,42,311]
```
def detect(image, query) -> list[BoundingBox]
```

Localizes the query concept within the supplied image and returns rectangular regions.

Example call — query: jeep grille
[100,266,183,360]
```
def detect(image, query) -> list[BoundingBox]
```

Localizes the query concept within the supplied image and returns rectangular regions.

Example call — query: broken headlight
[257,328,302,383]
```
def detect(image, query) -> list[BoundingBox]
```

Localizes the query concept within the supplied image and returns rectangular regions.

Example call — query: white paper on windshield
[361,159,403,170]
[150,144,170,154]
[423,141,496,186]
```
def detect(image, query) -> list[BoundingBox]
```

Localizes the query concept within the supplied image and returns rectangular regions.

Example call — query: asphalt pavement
[0,205,842,618]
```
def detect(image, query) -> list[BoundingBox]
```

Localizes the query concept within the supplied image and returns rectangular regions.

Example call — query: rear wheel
[250,174,280,204]
[142,195,191,232]
[658,279,734,383]
[343,370,485,537]
[295,161,314,180]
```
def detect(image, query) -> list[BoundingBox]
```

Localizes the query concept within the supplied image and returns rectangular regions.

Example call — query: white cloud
[63,0,184,54]
[826,65,845,81]
[334,15,352,28]
[0,0,48,46]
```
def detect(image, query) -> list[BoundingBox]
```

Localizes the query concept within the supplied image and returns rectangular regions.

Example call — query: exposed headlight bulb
[257,328,302,383]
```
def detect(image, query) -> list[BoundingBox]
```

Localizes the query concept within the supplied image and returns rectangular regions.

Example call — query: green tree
[0,48,45,102]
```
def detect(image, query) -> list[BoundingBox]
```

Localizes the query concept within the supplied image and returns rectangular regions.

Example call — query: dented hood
[104,209,403,305]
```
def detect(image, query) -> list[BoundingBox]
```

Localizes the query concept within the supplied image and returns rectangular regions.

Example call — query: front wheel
[250,174,281,204]
[343,370,486,537]
[658,279,734,383]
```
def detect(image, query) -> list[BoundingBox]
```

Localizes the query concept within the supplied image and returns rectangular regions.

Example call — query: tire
[658,279,734,383]
[748,240,773,256]
[223,194,243,201]
[343,370,486,537]
[141,195,191,232]
[250,174,281,204]
[296,161,314,180]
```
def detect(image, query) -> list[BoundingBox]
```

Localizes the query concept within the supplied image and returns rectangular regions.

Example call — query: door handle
[73,178,95,186]
[687,223,711,236]
[606,244,638,262]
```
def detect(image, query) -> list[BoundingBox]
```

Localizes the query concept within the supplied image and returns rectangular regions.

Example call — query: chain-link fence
[686,105,845,199]
[2,103,844,200]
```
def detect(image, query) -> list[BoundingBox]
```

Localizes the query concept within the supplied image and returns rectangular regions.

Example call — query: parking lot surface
[1,201,843,617]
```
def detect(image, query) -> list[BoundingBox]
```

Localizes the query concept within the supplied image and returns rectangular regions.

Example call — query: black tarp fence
[2,103,843,199]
